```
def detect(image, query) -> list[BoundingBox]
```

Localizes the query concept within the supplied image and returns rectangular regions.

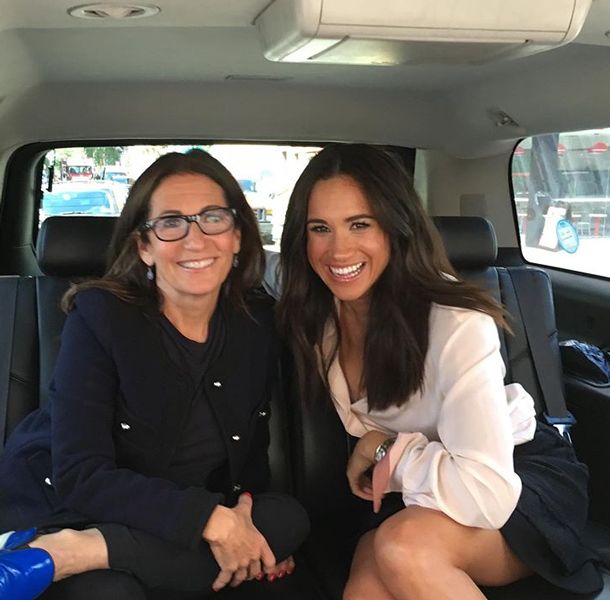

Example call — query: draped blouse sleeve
[386,308,526,529]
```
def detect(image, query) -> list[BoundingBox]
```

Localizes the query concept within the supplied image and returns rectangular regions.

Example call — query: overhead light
[491,110,520,128]
[67,3,160,20]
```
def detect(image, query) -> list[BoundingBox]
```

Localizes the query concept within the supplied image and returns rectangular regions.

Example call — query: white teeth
[180,258,214,269]
[329,262,364,276]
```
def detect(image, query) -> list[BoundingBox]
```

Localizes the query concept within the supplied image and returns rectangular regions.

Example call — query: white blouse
[323,303,537,530]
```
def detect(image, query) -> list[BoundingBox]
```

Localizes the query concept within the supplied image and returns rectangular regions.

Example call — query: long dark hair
[277,143,506,411]
[62,149,264,312]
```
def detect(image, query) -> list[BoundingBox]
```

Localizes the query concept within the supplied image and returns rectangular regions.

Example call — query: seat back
[36,216,118,406]
[0,277,38,447]
[434,216,552,414]
[0,217,117,446]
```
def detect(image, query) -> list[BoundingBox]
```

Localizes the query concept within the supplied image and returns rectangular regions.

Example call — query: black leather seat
[0,275,37,446]
[2,215,609,599]
[35,216,118,407]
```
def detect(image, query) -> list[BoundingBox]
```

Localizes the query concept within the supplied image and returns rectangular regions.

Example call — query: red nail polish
[268,574,276,582]
[278,571,286,578]
[243,491,252,498]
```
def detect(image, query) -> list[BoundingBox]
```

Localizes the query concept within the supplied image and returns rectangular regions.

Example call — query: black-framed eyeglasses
[140,207,237,242]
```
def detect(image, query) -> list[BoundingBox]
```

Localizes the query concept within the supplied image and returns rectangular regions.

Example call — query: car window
[510,130,610,278]
[40,144,322,248]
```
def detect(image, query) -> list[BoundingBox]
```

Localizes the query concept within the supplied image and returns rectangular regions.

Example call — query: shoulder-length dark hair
[62,149,264,312]
[277,143,507,411]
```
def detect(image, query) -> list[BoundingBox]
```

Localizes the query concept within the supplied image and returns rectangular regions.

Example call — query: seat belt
[0,278,18,453]
[506,267,575,443]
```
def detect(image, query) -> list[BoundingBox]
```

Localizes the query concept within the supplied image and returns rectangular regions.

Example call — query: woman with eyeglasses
[0,150,308,599]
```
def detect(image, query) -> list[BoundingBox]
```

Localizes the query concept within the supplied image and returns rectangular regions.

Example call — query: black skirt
[355,422,603,594]
[501,421,602,594]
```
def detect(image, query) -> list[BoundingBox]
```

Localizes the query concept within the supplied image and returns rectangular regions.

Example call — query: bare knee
[373,513,444,579]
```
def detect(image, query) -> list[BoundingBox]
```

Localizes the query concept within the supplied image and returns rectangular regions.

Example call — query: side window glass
[511,130,610,277]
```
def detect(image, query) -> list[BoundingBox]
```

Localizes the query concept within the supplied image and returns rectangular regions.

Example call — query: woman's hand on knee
[202,493,276,591]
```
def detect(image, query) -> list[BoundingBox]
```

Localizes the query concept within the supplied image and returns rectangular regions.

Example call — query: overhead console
[255,0,592,65]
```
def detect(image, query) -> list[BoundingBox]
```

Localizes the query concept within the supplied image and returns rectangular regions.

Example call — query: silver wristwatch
[374,437,396,463]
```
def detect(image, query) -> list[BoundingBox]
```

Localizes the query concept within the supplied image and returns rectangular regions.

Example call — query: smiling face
[138,172,240,311]
[306,174,391,306]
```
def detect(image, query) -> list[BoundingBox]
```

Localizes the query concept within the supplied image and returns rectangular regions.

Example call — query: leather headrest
[36,215,496,277]
[432,216,497,268]
[36,216,118,277]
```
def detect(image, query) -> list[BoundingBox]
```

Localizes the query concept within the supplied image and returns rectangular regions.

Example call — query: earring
[146,266,155,281]
[232,254,239,268]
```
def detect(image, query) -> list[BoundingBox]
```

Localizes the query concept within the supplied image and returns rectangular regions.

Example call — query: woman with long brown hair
[278,143,601,599]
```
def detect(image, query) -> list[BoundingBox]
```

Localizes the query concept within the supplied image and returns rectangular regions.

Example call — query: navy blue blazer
[0,288,278,550]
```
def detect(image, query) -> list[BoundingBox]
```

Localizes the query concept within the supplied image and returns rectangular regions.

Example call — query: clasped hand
[346,430,391,501]
[203,493,275,591]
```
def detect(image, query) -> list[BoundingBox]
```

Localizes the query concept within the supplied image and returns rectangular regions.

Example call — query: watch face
[374,437,395,463]
[374,445,387,463]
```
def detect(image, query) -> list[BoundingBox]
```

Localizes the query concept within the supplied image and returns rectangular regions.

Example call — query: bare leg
[343,531,393,600]
[345,506,532,600]
[29,529,109,581]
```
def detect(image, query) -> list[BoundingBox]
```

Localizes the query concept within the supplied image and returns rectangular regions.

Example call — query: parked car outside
[40,183,122,222]
[64,163,94,182]
[99,165,130,185]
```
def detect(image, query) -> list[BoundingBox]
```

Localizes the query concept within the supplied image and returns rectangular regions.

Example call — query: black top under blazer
[0,288,278,550]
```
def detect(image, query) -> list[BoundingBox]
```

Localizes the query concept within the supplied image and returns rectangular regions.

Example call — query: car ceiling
[2,0,610,156]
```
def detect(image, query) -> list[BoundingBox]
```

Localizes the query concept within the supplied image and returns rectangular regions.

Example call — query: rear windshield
[40,144,323,247]
[40,143,413,248]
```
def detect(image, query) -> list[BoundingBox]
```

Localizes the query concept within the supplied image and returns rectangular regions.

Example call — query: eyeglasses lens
[152,208,234,241]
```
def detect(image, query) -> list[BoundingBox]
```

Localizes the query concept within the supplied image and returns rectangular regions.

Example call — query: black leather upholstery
[35,277,72,407]
[2,215,609,599]
[36,216,118,277]
[35,217,117,405]
[433,216,498,268]
[1,277,38,443]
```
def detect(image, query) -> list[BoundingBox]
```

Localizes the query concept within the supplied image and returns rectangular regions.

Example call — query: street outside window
[511,129,610,278]
[40,144,322,249]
